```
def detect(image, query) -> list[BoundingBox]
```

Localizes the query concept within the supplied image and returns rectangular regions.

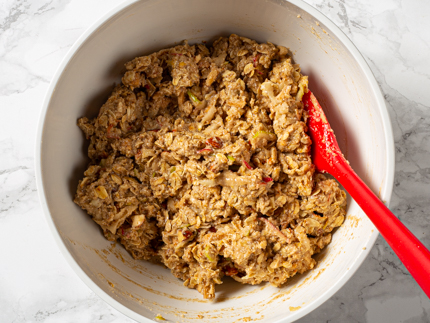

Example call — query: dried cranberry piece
[225,266,238,276]
[182,230,193,239]
[207,137,223,149]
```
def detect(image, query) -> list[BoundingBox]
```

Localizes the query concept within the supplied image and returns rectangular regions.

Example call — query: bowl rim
[35,0,395,322]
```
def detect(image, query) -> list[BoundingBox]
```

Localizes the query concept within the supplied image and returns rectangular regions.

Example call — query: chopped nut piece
[94,186,108,199]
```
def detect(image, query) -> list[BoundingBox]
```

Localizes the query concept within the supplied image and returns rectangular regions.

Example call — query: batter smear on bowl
[74,34,347,299]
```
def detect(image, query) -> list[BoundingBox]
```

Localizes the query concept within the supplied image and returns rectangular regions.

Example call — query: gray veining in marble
[0,0,429,322]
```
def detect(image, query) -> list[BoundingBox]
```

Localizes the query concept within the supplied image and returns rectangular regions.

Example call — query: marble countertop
[1,0,429,322]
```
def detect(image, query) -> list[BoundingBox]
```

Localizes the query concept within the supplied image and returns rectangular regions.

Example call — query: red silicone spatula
[303,90,430,298]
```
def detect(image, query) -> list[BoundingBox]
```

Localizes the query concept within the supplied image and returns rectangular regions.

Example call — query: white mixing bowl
[35,0,394,322]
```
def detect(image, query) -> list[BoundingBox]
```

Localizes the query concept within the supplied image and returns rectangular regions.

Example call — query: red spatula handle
[334,161,430,298]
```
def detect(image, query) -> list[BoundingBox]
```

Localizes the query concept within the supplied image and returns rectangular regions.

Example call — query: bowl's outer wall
[38,0,394,322]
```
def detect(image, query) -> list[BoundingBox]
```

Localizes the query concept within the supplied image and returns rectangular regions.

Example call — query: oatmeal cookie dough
[75,34,347,299]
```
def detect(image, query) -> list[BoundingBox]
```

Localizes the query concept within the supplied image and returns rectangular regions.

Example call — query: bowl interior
[38,0,393,322]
